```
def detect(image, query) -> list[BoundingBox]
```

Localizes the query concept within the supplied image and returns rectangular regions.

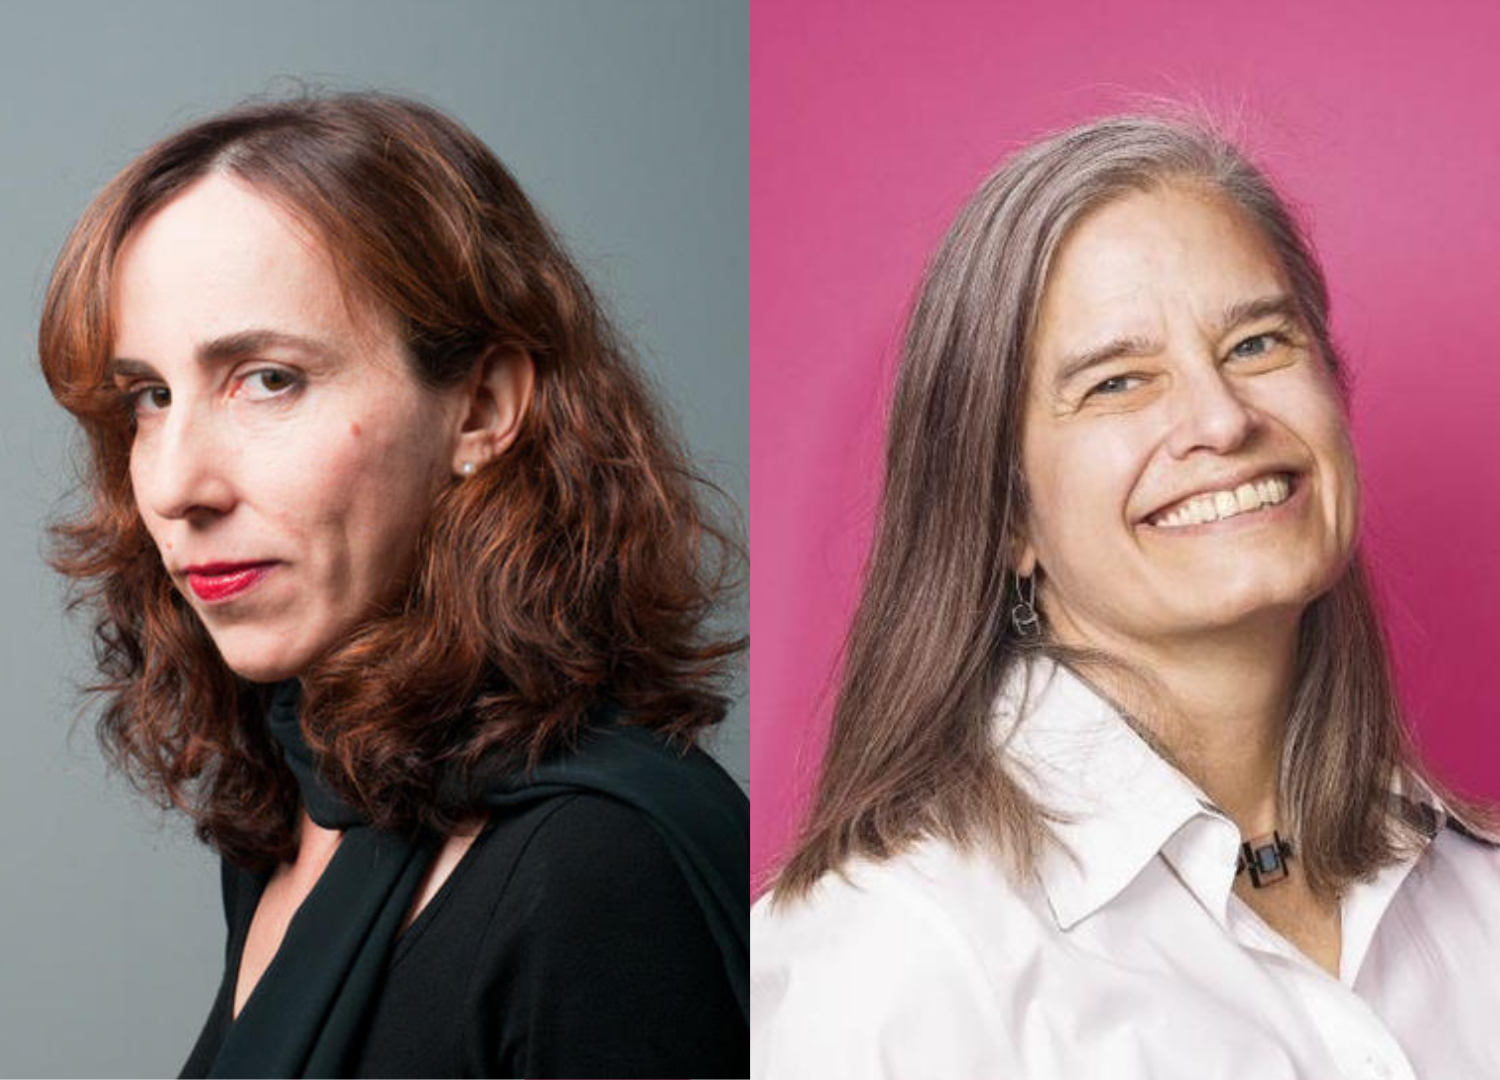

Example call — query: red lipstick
[184,562,276,602]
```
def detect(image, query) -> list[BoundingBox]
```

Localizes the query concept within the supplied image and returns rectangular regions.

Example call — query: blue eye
[1087,374,1143,398]
[1231,332,1284,358]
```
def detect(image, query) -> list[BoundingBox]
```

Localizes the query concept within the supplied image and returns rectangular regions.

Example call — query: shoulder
[465,792,725,988]
[474,791,688,915]
[755,836,1052,971]
[751,839,1044,1079]
[465,792,744,1074]
[1409,824,1500,905]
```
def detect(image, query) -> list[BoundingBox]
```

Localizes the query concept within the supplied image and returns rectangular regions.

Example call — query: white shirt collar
[992,656,1488,932]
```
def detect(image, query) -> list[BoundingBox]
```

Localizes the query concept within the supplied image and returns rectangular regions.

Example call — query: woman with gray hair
[751,113,1499,1079]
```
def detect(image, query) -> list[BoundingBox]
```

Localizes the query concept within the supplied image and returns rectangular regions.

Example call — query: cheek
[1317,411,1362,545]
[128,447,170,550]
[248,385,451,590]
[1268,382,1360,512]
[274,425,370,524]
[307,409,448,561]
[235,416,402,576]
[309,427,419,530]
[1023,427,1147,562]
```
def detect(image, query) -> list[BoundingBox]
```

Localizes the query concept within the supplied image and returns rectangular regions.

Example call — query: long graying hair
[773,112,1491,902]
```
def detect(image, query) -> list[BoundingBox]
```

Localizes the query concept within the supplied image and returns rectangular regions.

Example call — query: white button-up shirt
[752,658,1500,1079]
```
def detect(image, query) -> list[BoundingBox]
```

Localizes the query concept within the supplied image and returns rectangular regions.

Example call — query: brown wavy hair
[40,92,744,870]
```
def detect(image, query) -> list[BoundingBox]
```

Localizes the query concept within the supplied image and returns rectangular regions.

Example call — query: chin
[1174,580,1320,635]
[207,626,316,685]
[1193,551,1341,619]
[220,655,305,685]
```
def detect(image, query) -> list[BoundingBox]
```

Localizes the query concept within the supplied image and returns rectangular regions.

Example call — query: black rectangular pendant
[1240,831,1291,887]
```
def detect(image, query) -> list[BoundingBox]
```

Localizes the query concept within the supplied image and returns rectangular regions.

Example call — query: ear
[1008,532,1039,579]
[450,347,536,477]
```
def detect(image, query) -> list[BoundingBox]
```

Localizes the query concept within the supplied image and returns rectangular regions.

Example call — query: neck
[1049,605,1301,838]
[290,808,344,871]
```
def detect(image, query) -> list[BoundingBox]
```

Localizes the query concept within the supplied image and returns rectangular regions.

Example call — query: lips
[183,561,277,602]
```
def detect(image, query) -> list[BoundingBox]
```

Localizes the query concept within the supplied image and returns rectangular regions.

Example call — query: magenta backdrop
[751,0,1500,890]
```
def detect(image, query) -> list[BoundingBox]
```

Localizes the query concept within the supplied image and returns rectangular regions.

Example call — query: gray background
[0,2,747,1076]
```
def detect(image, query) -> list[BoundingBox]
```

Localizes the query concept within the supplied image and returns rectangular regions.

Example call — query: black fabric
[187,682,748,1078]
[263,679,362,830]
[181,792,745,1078]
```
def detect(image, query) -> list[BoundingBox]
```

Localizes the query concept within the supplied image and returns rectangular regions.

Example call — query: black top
[180,792,747,1079]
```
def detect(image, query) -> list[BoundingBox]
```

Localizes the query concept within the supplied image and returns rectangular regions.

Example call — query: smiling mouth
[1146,473,1298,529]
[185,562,277,602]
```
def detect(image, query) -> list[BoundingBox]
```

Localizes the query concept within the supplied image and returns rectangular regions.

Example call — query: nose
[1163,361,1258,459]
[133,403,237,522]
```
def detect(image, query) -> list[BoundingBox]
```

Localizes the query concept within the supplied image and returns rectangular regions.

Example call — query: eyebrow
[1049,293,1301,393]
[107,329,340,381]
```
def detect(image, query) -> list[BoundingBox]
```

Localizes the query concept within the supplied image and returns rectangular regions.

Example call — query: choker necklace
[1235,830,1294,888]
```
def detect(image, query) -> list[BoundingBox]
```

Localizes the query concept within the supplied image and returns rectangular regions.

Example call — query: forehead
[1032,184,1289,362]
[109,173,392,360]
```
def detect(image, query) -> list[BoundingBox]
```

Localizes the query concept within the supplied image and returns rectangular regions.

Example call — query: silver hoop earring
[1010,573,1041,638]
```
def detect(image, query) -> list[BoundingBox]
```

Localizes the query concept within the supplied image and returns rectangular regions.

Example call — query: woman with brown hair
[41,92,746,1079]
[752,113,1500,1079]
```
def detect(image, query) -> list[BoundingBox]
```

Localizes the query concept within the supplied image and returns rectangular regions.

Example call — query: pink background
[751,0,1500,891]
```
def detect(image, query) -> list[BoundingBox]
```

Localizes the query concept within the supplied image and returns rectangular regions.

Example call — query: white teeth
[1150,474,1293,529]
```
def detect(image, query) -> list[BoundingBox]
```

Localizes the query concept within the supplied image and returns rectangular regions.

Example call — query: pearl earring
[460,462,475,477]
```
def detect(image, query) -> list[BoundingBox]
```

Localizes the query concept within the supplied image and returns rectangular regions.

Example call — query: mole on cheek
[349,421,362,437]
